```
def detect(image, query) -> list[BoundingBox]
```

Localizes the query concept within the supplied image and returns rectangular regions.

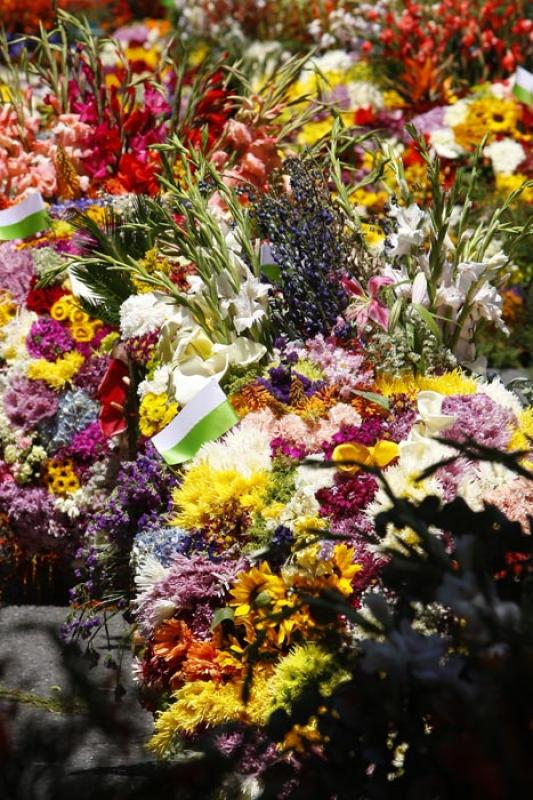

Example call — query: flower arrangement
[0,208,118,598]
[0,4,531,795]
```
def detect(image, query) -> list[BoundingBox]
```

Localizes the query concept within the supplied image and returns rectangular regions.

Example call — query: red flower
[25,278,69,315]
[96,358,130,437]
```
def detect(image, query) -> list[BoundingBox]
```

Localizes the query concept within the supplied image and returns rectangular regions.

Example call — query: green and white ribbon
[152,379,239,465]
[513,67,533,106]
[0,193,50,241]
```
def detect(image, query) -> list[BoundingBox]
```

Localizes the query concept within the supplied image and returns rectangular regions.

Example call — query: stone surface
[0,605,156,799]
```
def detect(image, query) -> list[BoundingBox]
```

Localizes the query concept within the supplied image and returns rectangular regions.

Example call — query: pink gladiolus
[343,275,393,331]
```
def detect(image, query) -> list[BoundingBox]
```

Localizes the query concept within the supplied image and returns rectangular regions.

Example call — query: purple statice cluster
[255,157,349,338]
[3,376,57,430]
[442,393,516,449]
[40,389,98,452]
[26,317,73,361]
[86,443,176,550]
[135,552,249,639]
[0,242,34,303]
[73,353,110,393]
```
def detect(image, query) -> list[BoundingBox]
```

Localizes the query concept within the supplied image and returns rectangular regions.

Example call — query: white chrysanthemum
[347,80,384,110]
[476,378,522,415]
[484,138,526,175]
[54,491,85,519]
[294,457,335,495]
[443,98,469,126]
[193,425,272,476]
[134,553,169,594]
[276,488,323,533]
[429,129,465,159]
[456,461,517,511]
[0,309,37,363]
[306,49,354,75]
[119,292,176,339]
[138,364,173,399]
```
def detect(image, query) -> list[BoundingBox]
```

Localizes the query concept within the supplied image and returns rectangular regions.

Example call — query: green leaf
[261,262,282,284]
[412,303,442,341]
[210,607,235,631]
[351,390,390,410]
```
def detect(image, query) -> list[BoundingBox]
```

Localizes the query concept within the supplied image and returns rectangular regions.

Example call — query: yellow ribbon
[332,440,399,474]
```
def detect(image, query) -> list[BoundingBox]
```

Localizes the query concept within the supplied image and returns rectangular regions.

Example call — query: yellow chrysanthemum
[45,458,80,495]
[139,392,178,438]
[270,642,348,713]
[148,676,271,755]
[171,464,271,532]
[0,294,16,328]
[495,174,533,204]
[375,370,478,398]
[50,220,74,238]
[383,89,407,108]
[509,408,533,470]
[27,351,84,390]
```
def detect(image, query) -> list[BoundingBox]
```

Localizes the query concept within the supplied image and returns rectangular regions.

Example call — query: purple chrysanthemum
[442,393,516,449]
[4,376,58,430]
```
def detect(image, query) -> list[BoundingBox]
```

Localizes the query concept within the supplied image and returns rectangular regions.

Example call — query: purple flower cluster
[0,242,34,303]
[323,417,385,459]
[3,376,57,429]
[258,360,323,405]
[86,443,176,550]
[0,482,59,551]
[442,393,516,449]
[136,552,248,638]
[73,353,110,393]
[299,334,373,399]
[67,421,109,464]
[26,317,73,360]
[383,396,418,442]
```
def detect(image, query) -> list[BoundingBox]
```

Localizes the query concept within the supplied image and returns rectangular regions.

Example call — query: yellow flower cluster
[509,408,533,471]
[375,369,478,398]
[50,294,101,342]
[495,174,533,204]
[132,248,172,294]
[27,351,84,390]
[149,675,271,755]
[139,392,178,437]
[45,458,80,495]
[0,293,16,328]
[172,464,271,536]
[229,544,361,646]
[453,97,520,149]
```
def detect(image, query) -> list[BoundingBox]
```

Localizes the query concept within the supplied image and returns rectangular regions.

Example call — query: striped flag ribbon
[152,379,239,466]
[0,193,50,241]
[513,67,533,106]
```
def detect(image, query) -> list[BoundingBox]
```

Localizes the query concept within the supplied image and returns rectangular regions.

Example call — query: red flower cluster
[372,0,531,86]
[25,278,69,315]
